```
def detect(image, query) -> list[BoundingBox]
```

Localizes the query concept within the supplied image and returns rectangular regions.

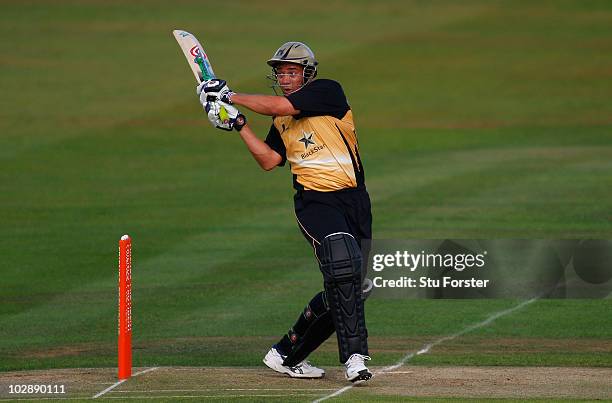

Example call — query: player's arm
[236,124,282,171]
[197,84,284,171]
[230,93,300,117]
[197,79,300,116]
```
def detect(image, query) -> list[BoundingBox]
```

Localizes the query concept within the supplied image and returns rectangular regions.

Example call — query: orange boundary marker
[118,235,132,380]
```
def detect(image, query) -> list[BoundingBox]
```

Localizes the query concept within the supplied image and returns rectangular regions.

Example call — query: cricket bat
[172,29,229,122]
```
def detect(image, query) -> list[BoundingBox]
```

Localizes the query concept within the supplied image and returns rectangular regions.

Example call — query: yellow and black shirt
[265,79,365,192]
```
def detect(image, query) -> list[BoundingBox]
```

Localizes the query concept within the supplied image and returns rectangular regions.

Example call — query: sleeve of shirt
[264,123,287,167]
[286,79,350,120]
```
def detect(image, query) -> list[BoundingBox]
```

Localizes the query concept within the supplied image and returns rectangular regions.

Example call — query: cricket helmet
[267,41,318,84]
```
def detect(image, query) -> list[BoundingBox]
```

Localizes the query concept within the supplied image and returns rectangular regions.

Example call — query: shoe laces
[297,360,314,370]
[346,353,371,369]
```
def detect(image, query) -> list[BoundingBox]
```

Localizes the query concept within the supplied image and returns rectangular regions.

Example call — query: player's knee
[320,232,362,283]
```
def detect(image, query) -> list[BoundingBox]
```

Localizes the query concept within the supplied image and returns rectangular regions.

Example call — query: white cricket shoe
[263,347,325,378]
[344,353,372,382]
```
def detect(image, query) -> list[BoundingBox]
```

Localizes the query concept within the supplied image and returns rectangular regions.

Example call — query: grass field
[1,0,611,401]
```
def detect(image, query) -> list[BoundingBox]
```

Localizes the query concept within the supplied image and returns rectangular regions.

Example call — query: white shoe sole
[263,353,324,379]
[346,369,373,382]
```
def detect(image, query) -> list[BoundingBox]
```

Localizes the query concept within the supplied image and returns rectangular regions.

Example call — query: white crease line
[162,367,263,371]
[117,395,321,400]
[131,367,159,377]
[92,379,126,399]
[313,385,354,402]
[312,297,538,403]
[114,388,336,393]
[0,398,87,402]
[92,367,158,399]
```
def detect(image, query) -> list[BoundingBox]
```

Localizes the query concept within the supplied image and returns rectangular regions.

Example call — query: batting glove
[205,100,245,132]
[197,79,235,105]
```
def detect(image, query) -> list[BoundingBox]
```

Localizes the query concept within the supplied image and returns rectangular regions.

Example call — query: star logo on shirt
[299,131,316,149]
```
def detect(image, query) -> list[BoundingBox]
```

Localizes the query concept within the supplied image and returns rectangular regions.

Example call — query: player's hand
[198,79,235,104]
[204,100,246,132]
[205,100,234,131]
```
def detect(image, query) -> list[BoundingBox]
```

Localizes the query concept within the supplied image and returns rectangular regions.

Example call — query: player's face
[275,63,305,95]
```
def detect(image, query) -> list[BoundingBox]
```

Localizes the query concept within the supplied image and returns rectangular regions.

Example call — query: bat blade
[172,29,229,123]
[172,29,217,83]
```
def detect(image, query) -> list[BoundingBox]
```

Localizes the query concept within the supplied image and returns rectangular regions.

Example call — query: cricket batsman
[197,42,372,382]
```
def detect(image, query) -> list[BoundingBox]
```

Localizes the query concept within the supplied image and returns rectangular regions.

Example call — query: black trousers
[288,187,372,363]
[294,187,372,255]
